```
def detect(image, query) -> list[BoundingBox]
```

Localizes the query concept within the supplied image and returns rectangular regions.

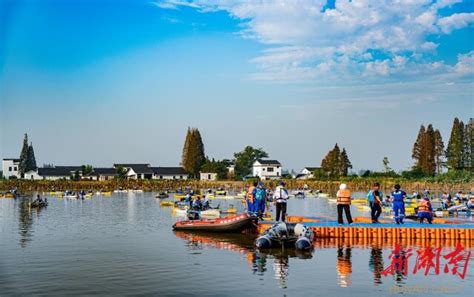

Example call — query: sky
[0,0,473,173]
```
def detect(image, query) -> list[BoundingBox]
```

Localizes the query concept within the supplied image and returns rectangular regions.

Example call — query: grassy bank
[0,178,472,193]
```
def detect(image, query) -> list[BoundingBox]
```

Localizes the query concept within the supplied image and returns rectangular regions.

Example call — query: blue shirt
[367,190,383,203]
[392,190,406,203]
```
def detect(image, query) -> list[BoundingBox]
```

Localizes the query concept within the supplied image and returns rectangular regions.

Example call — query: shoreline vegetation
[1,178,472,193]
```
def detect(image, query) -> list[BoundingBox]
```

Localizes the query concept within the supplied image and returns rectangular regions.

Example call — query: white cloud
[155,0,474,83]
[438,12,474,33]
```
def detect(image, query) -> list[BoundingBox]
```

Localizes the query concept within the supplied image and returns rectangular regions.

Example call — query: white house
[2,158,20,179]
[114,164,154,179]
[297,167,321,179]
[252,159,282,180]
[83,168,117,181]
[152,167,188,180]
[23,166,80,180]
[200,172,217,181]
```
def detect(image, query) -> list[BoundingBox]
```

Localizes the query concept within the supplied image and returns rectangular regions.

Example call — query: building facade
[152,167,188,180]
[2,158,20,179]
[200,172,217,181]
[252,159,282,180]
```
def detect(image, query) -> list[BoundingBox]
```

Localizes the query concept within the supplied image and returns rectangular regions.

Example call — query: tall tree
[339,148,352,176]
[382,157,392,173]
[321,144,341,178]
[412,125,425,169]
[181,127,205,177]
[433,129,444,174]
[25,143,37,172]
[421,124,436,175]
[446,118,465,170]
[233,146,268,178]
[463,118,473,171]
[18,133,29,176]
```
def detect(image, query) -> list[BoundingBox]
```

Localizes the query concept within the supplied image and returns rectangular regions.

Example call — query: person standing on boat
[367,182,383,223]
[246,182,258,215]
[255,182,267,219]
[391,184,406,224]
[336,184,353,225]
[417,197,433,224]
[273,181,289,222]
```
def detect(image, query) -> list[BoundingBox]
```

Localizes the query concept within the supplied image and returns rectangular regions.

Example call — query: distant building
[152,167,188,180]
[24,166,81,180]
[252,159,282,180]
[83,168,117,181]
[2,158,20,179]
[114,164,154,179]
[200,172,217,181]
[298,167,321,179]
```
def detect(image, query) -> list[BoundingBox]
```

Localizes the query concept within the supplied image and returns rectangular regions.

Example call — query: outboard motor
[187,210,200,220]
[294,223,314,251]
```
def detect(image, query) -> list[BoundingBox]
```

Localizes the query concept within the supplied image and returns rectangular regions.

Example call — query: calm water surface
[1,192,472,296]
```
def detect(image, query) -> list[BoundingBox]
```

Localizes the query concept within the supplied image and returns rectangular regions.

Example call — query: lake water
[1,192,472,296]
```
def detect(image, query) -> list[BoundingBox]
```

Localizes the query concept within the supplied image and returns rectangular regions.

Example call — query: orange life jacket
[247,186,255,202]
[337,189,351,205]
[418,199,431,213]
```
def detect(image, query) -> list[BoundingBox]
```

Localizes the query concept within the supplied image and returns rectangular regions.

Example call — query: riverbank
[1,178,472,193]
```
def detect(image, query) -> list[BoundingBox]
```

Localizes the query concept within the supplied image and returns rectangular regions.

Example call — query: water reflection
[369,246,384,285]
[337,247,352,287]
[174,231,313,289]
[17,198,38,248]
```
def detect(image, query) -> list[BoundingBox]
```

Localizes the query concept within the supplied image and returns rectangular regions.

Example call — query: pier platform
[258,216,474,241]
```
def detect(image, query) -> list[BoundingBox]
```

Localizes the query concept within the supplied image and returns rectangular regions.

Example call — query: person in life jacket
[255,182,267,219]
[273,181,289,222]
[417,197,433,224]
[336,184,353,225]
[391,184,406,224]
[246,182,258,215]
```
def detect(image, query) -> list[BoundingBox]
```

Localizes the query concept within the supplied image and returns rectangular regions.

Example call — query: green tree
[412,125,425,170]
[233,146,268,178]
[434,129,445,174]
[116,166,127,179]
[181,127,205,177]
[421,124,436,175]
[201,158,228,180]
[382,157,392,173]
[18,133,29,176]
[81,165,93,175]
[321,143,341,178]
[25,143,37,172]
[339,148,352,176]
[463,119,473,171]
[446,118,465,170]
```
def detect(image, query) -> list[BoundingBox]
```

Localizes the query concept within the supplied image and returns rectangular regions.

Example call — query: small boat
[114,189,128,193]
[30,200,48,208]
[131,189,143,193]
[156,192,169,199]
[2,192,15,198]
[64,195,78,199]
[317,193,329,198]
[255,222,314,251]
[215,190,227,196]
[292,191,305,199]
[172,214,257,232]
[174,194,186,200]
[160,201,174,207]
[351,198,367,204]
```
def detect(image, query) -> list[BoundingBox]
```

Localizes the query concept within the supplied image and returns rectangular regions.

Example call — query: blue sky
[1,0,473,172]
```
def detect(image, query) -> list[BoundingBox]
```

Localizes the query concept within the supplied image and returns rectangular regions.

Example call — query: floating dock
[258,216,474,241]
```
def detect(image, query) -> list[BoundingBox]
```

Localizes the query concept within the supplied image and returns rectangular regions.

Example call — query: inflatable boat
[255,222,314,251]
[156,192,169,199]
[30,200,48,208]
[172,213,257,232]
